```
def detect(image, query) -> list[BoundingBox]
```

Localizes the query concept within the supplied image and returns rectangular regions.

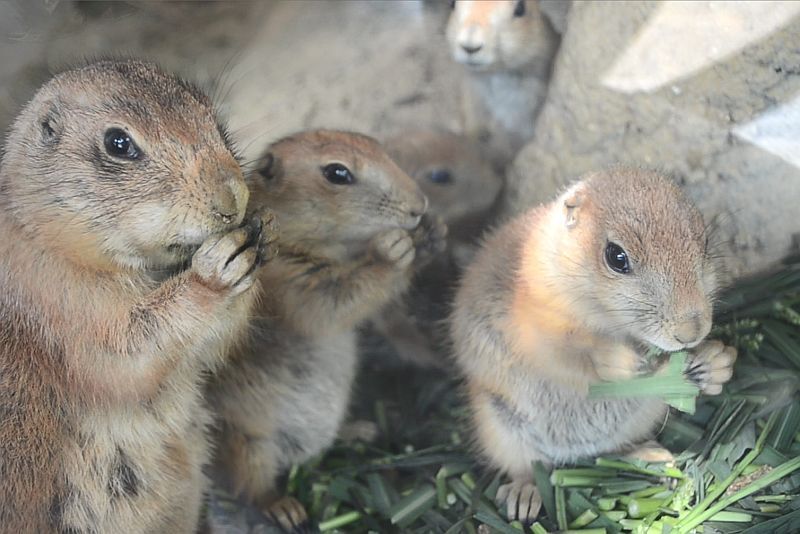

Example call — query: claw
[496,480,541,524]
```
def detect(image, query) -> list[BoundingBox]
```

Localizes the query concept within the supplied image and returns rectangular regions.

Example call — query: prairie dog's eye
[427,168,453,185]
[104,128,140,160]
[513,0,525,17]
[322,163,355,185]
[449,0,456,9]
[605,242,631,274]
[257,153,276,181]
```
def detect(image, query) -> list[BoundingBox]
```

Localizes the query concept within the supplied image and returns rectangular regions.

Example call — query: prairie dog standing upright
[450,168,736,522]
[446,0,560,159]
[0,60,274,532]
[210,130,446,530]
[372,129,503,367]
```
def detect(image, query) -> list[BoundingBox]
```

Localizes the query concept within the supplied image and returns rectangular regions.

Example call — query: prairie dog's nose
[673,310,710,347]
[212,170,249,227]
[409,193,429,219]
[458,25,484,55]
[461,43,483,55]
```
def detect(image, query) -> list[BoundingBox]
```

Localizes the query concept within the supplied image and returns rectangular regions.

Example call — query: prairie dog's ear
[562,181,585,229]
[255,152,282,185]
[39,101,63,146]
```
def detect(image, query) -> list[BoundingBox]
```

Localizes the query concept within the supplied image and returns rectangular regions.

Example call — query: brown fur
[450,167,735,522]
[0,60,269,533]
[210,130,444,525]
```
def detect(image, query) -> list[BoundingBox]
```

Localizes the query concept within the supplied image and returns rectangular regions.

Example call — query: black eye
[513,0,525,17]
[605,242,631,274]
[427,168,453,185]
[449,0,456,9]
[103,128,140,160]
[322,163,355,185]
[257,153,276,181]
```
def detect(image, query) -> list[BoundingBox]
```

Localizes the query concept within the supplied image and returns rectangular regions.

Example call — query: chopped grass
[588,352,700,414]
[224,257,800,532]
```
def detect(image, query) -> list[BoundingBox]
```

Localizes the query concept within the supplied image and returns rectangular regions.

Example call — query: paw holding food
[684,340,737,395]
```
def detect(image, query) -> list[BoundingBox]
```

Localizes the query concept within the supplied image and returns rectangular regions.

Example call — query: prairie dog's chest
[59,375,210,533]
[470,72,545,135]
[279,330,359,413]
[269,330,359,461]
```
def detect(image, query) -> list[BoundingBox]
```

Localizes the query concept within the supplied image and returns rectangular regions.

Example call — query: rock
[224,0,465,162]
[504,1,800,278]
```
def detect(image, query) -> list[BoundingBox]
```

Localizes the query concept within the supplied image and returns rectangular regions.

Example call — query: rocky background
[1,0,798,278]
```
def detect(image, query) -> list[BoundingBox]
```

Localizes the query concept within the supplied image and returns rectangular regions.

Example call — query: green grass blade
[533,460,557,524]
[676,455,800,533]
[389,484,436,527]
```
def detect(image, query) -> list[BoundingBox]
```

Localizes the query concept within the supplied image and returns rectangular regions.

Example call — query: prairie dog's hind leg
[471,389,545,523]
[496,479,542,524]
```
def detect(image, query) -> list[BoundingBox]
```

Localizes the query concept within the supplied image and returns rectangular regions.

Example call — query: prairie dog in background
[372,128,503,368]
[446,0,560,160]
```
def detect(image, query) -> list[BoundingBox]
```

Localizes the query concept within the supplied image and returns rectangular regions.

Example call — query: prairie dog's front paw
[373,228,415,269]
[251,207,279,266]
[592,345,643,382]
[192,209,278,296]
[411,213,448,267]
[685,340,737,395]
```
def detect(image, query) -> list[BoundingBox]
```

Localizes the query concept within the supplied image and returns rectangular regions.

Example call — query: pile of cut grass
[280,257,800,533]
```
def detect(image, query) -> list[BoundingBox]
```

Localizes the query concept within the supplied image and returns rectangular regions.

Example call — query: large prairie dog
[373,129,503,367]
[446,0,560,159]
[0,60,274,533]
[210,130,446,530]
[450,168,736,522]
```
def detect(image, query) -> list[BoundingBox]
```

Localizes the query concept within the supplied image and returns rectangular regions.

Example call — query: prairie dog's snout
[456,16,487,56]
[667,288,713,349]
[205,163,249,226]
[401,182,428,229]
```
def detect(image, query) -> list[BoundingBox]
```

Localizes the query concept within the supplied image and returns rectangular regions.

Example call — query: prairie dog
[0,60,274,533]
[383,129,502,249]
[446,0,559,159]
[450,168,736,522]
[373,129,503,367]
[210,130,446,530]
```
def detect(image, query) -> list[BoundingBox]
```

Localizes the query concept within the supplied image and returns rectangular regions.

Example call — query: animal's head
[0,59,248,271]
[250,130,427,251]
[552,168,716,351]
[383,130,502,230]
[446,0,554,71]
